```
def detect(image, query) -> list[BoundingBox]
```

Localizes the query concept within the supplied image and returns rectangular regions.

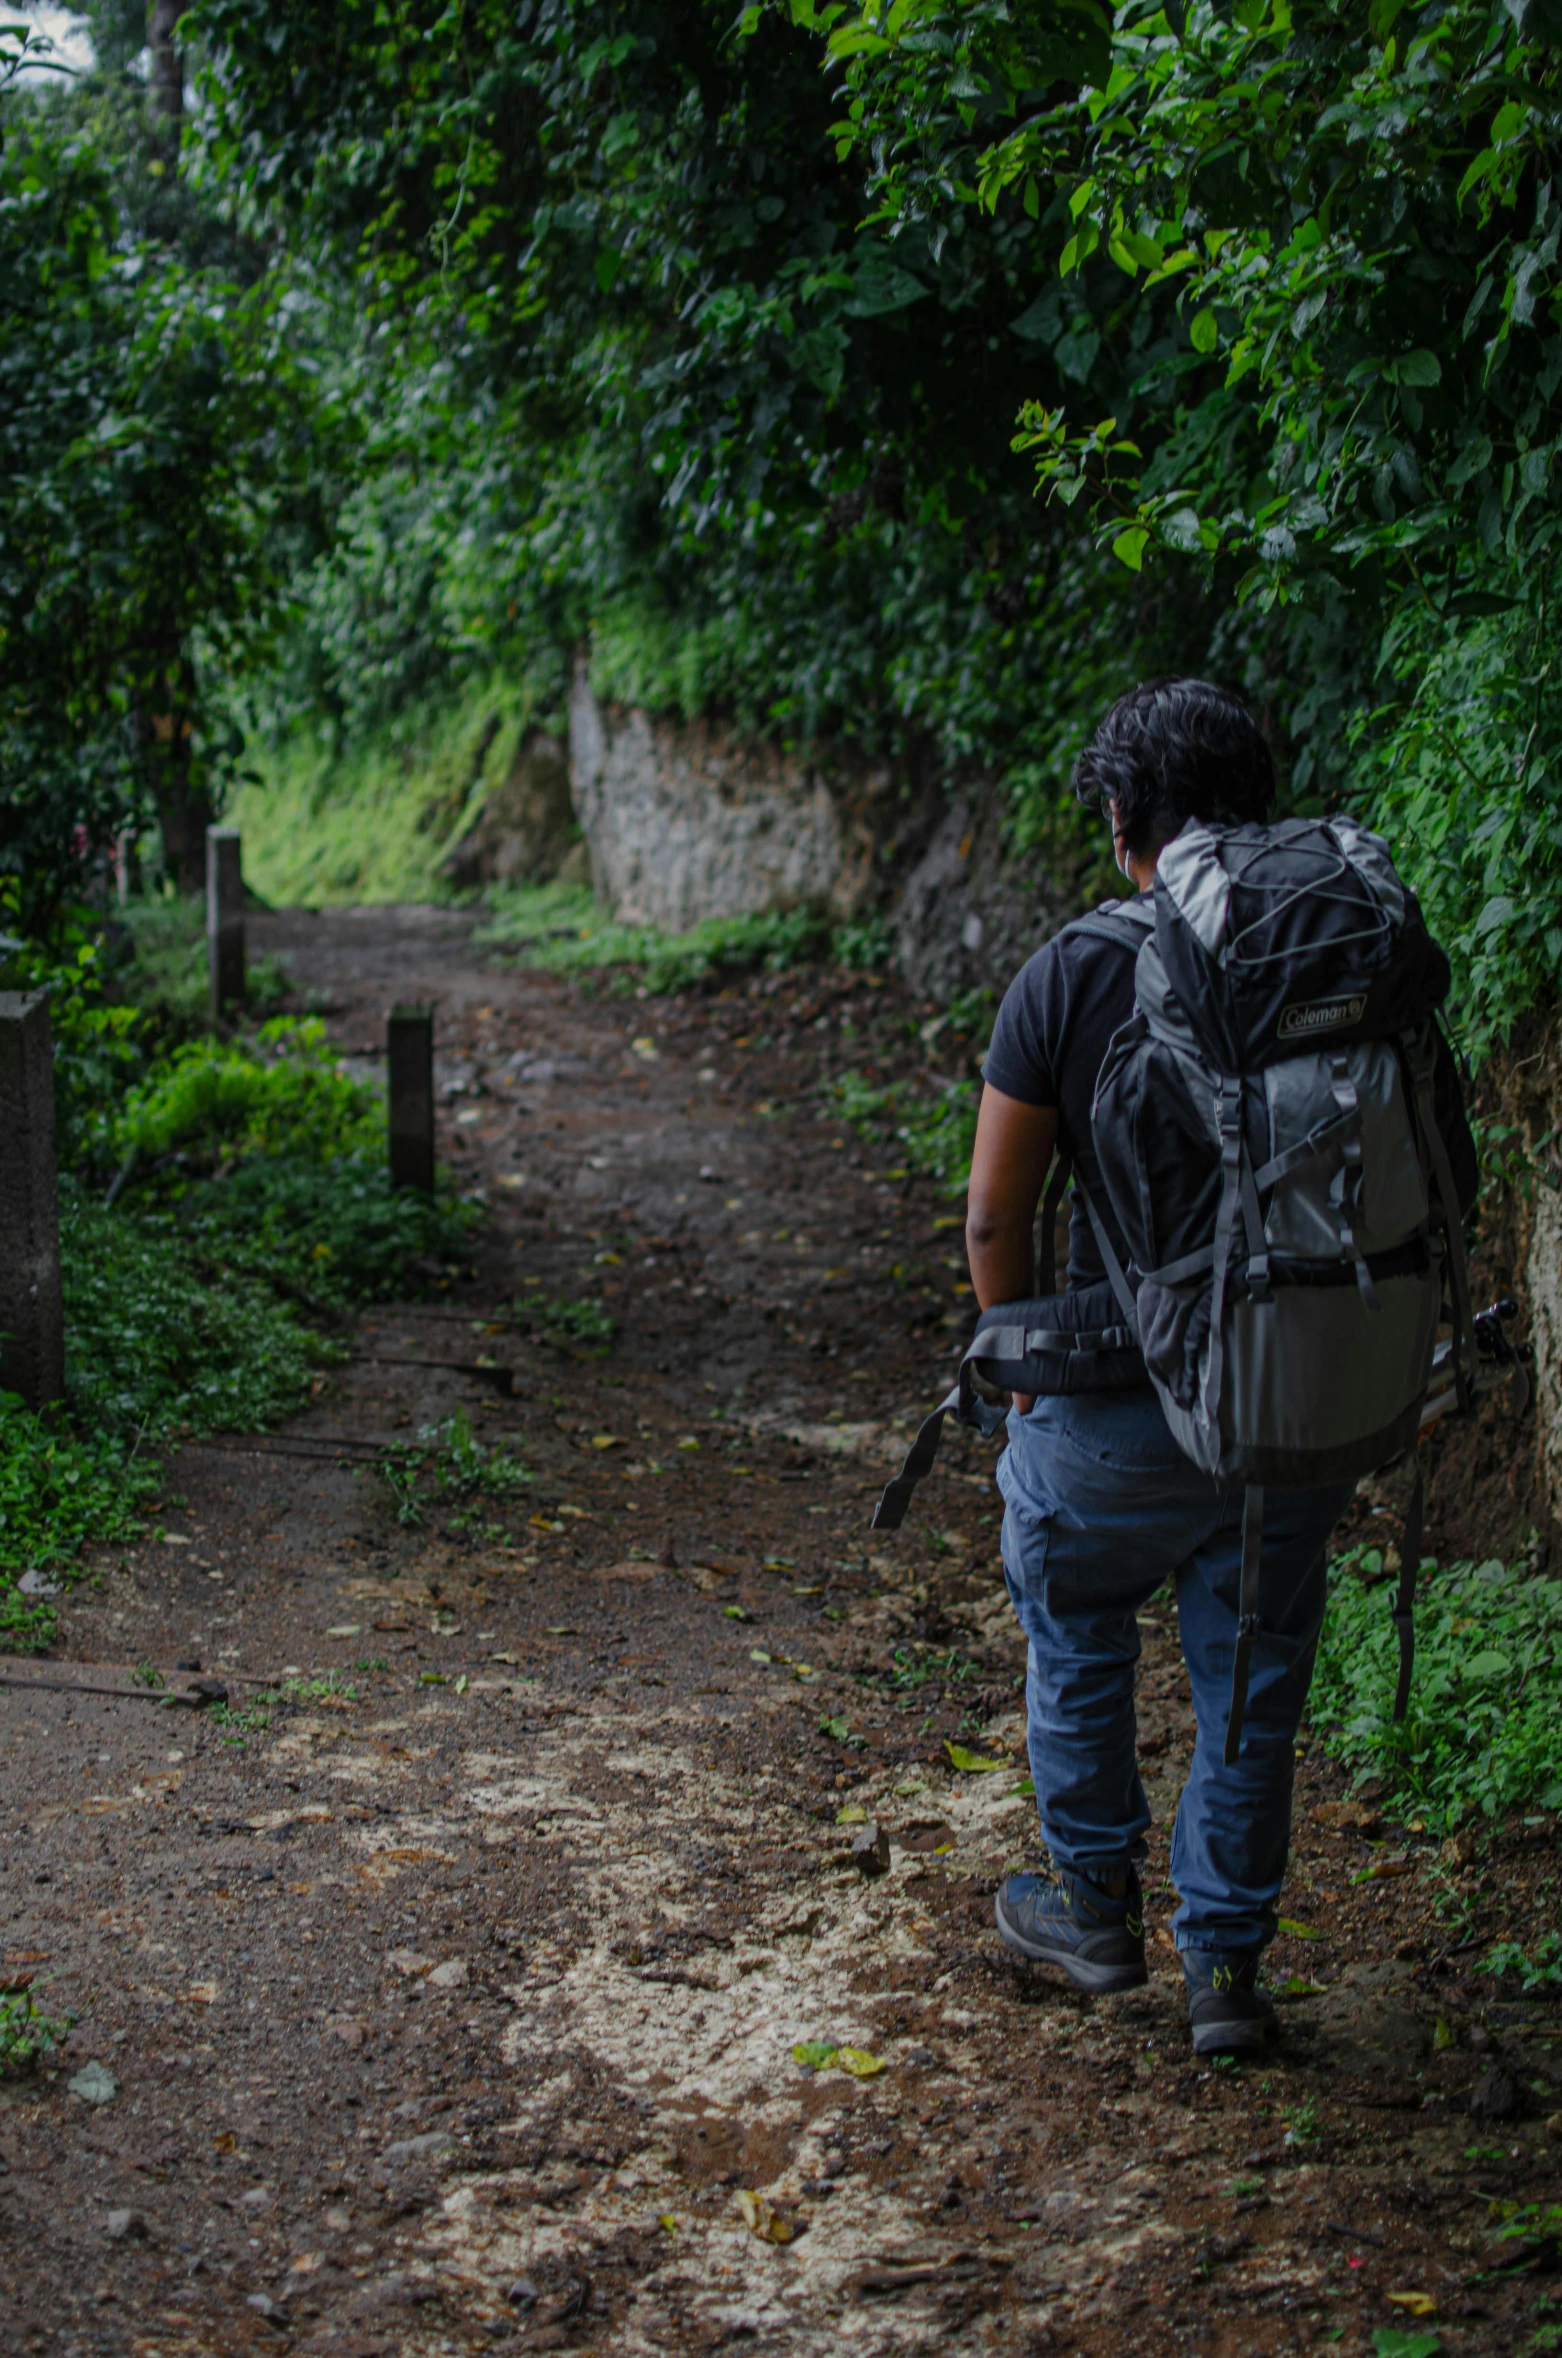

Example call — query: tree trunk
[145,7,200,887]
[148,0,183,139]
[144,649,211,895]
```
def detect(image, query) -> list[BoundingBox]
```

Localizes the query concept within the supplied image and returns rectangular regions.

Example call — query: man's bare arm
[966,1087,1058,1312]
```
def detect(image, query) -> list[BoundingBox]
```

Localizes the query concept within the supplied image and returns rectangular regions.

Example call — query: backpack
[874,816,1479,1762]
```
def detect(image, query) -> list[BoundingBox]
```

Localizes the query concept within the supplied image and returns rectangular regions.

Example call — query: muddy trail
[3,906,1558,2358]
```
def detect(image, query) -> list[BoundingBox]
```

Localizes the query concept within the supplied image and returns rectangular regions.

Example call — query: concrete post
[388,1004,435,1195]
[206,825,245,1022]
[0,991,64,1409]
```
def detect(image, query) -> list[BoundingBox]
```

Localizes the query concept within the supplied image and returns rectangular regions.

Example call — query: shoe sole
[1190,2014,1278,2058]
[993,1892,1148,1994]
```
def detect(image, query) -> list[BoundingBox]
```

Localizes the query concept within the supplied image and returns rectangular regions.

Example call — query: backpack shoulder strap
[1064,898,1157,955]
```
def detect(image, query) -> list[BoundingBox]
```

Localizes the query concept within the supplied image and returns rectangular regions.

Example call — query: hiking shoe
[994,1868,1147,1994]
[1182,1950,1279,2057]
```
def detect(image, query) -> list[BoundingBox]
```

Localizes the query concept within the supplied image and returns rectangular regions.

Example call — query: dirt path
[2,907,1557,2358]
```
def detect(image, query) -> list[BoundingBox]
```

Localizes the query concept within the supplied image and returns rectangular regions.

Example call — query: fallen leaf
[1371,2330,1443,2358]
[658,2213,677,2234]
[836,2046,885,2079]
[1273,1975,1325,2001]
[1386,2293,1437,2318]
[1432,2016,1457,2052]
[736,2189,795,2244]
[944,1742,1004,1774]
[590,1434,623,1450]
[1277,1917,1325,1942]
[793,2042,837,2071]
[723,1604,751,1621]
[836,1803,868,1825]
[454,1674,469,1696]
[1006,1776,1036,1797]
[750,1648,773,1665]
[489,1652,519,1665]
[1351,1856,1411,1885]
[183,1981,218,2005]
[288,2252,324,2276]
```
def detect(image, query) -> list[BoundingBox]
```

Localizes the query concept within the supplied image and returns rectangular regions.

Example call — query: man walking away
[964,680,1476,2056]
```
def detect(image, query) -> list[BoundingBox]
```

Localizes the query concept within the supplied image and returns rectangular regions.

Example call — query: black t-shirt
[982,900,1481,1294]
[982,906,1142,1289]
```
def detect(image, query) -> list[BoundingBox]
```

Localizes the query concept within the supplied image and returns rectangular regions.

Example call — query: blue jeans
[997,1389,1352,1955]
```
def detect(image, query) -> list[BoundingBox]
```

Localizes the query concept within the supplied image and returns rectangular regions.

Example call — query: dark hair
[1072,678,1276,859]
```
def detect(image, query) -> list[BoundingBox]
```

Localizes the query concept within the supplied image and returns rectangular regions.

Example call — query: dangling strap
[1223,1482,1264,1766]
[1411,1060,1477,1409]
[871,1386,962,1532]
[1038,1150,1074,1298]
[1391,1454,1423,1723]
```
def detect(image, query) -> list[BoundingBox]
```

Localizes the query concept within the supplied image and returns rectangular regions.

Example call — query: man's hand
[966,1088,1059,1416]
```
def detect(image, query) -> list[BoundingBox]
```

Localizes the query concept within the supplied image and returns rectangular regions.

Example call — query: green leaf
[1371,2331,1442,2358]
[945,1741,1005,1772]
[1189,307,1219,355]
[1395,350,1442,387]
[792,2041,837,2069]
[1111,525,1150,571]
[1277,1917,1325,1942]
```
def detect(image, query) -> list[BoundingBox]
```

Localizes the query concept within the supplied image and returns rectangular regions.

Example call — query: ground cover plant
[476,883,883,993]
[1311,1545,1562,1832]
[0,919,478,1652]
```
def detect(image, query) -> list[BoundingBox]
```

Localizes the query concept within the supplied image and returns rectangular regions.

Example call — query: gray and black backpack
[875,816,1483,1759]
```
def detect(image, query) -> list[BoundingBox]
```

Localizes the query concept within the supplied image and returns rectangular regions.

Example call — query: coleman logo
[1278,993,1367,1039]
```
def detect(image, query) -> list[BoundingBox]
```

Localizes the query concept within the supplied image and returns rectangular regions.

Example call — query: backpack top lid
[1153,815,1450,1072]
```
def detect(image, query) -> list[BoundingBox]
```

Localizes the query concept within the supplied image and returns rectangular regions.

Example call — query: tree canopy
[1,0,1557,1041]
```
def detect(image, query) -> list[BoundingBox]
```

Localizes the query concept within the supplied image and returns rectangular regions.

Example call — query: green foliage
[0,69,322,914]
[818,0,1562,1031]
[511,1292,616,1351]
[114,1019,378,1173]
[229,666,557,906]
[0,1984,74,2074]
[1310,1548,1562,1832]
[0,1395,159,1653]
[1477,1933,1562,1992]
[377,1409,532,1531]
[114,896,291,1036]
[478,884,882,991]
[174,1156,480,1313]
[60,1182,331,1445]
[832,1070,980,1198]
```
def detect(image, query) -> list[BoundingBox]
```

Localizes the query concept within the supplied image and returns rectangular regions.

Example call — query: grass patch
[1310,1546,1562,1832]
[228,667,545,907]
[475,882,887,991]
